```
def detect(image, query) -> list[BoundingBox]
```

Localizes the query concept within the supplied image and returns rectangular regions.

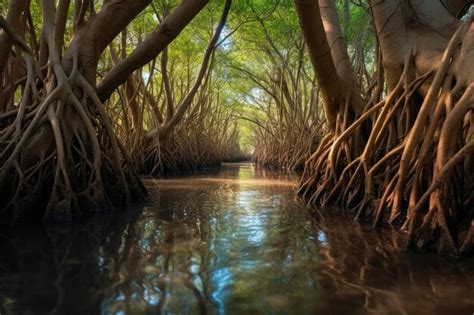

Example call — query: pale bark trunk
[319,0,365,113]
[294,0,342,130]
[298,0,474,254]
[158,0,231,139]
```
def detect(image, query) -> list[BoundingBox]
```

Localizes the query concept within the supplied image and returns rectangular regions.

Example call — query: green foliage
[6,0,375,157]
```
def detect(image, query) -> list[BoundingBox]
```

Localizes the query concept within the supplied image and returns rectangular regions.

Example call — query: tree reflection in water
[0,163,473,315]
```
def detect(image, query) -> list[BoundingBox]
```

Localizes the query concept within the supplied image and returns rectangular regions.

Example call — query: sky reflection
[2,163,474,314]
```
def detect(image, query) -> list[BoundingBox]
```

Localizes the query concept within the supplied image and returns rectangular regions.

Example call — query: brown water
[0,163,473,314]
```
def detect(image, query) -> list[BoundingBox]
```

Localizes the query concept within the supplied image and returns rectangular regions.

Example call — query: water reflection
[0,163,473,314]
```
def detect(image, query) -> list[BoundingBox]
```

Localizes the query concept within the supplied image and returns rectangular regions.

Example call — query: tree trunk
[96,0,209,102]
[137,0,232,176]
[0,0,153,223]
[296,0,474,254]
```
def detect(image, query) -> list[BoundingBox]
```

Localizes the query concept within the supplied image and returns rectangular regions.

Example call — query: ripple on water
[0,163,473,315]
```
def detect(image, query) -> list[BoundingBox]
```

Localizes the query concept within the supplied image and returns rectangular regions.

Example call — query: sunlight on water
[0,163,473,314]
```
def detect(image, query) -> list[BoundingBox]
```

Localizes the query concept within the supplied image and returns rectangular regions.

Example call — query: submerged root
[299,23,474,254]
[0,54,146,224]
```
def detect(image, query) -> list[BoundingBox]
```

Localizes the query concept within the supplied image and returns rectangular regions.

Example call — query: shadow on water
[0,163,473,314]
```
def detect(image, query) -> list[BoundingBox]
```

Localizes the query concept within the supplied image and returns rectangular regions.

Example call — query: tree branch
[319,0,365,113]
[96,0,209,102]
[158,0,232,139]
[294,0,344,130]
[0,0,29,77]
[441,0,473,18]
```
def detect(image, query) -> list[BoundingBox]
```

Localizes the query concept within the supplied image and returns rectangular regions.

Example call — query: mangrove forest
[0,0,473,313]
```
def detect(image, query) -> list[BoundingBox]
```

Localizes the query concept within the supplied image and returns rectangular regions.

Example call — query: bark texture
[96,0,209,102]
[0,0,208,223]
[296,0,474,254]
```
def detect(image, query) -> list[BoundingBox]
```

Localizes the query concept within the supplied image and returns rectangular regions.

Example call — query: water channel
[0,163,473,314]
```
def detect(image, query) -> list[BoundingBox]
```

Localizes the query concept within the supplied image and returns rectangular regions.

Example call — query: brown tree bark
[96,0,209,101]
[158,0,231,140]
[62,0,151,84]
[0,0,180,223]
[133,0,232,177]
[319,0,365,113]
[0,0,29,113]
[0,0,28,76]
[294,0,365,132]
[296,0,474,254]
[294,0,343,131]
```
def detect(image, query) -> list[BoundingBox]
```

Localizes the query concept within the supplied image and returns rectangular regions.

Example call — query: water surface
[1,163,473,314]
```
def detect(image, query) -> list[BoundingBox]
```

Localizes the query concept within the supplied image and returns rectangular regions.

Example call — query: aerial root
[299,25,474,254]
[0,57,146,223]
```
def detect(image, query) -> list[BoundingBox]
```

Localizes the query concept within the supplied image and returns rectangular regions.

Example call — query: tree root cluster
[131,116,240,177]
[0,12,146,223]
[298,23,474,254]
[253,124,321,173]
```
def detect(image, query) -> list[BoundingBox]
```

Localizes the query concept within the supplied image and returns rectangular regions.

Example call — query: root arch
[298,16,474,254]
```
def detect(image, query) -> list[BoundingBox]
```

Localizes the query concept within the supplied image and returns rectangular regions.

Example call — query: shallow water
[1,163,473,314]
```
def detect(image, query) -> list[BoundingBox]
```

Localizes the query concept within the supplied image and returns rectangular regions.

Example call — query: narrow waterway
[0,163,473,314]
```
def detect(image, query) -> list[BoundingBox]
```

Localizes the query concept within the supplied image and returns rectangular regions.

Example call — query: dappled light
[1,164,473,314]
